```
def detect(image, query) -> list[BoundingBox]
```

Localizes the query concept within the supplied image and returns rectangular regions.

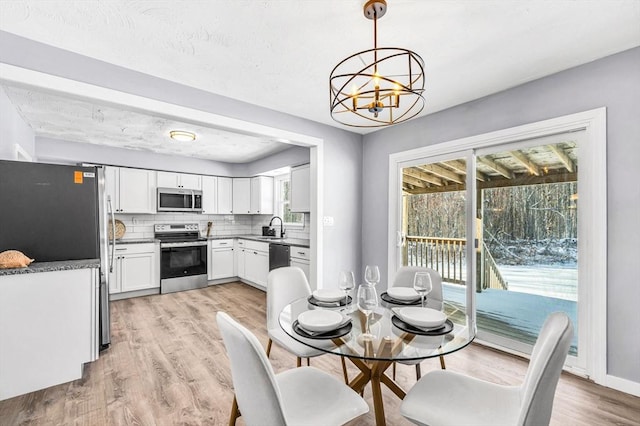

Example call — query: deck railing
[404,236,508,291]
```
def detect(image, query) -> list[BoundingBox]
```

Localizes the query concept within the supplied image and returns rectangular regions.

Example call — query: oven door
[160,242,207,279]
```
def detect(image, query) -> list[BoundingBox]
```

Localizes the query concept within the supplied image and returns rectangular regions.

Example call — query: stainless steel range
[155,223,208,294]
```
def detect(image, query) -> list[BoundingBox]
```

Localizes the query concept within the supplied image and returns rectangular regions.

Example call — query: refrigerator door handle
[108,196,116,273]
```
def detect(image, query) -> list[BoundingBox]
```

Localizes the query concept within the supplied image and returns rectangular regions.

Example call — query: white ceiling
[1,0,639,161]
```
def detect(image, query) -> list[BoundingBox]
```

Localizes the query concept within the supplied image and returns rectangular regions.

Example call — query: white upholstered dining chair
[217,311,369,426]
[266,266,348,382]
[400,311,574,426]
[390,266,446,380]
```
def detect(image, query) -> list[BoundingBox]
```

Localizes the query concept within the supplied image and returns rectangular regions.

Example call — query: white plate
[395,307,447,328]
[312,289,346,302]
[297,310,345,332]
[387,287,420,301]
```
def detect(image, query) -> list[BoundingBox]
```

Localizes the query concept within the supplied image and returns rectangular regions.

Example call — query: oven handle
[161,241,208,248]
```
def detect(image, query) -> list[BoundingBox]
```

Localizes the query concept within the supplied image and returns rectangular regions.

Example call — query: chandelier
[329,0,425,128]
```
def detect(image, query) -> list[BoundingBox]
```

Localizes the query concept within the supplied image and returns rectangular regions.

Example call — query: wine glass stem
[422,295,425,308]
[366,313,370,335]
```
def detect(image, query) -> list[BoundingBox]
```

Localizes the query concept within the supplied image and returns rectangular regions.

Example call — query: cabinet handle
[297,251,305,255]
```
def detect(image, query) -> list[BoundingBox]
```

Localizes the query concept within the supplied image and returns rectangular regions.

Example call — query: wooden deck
[444,283,578,354]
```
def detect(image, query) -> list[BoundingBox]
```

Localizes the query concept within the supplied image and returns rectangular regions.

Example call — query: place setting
[292,309,353,339]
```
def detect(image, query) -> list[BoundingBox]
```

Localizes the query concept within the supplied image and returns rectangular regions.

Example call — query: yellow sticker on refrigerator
[74,171,83,184]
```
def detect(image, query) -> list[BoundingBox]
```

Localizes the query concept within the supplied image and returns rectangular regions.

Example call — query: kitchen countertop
[111,238,159,245]
[208,235,310,248]
[0,258,101,276]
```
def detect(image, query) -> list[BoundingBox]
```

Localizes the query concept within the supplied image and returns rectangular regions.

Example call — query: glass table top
[279,296,476,362]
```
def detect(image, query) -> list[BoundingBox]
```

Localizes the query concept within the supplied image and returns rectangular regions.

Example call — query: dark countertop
[0,258,101,276]
[111,238,158,245]
[208,235,310,248]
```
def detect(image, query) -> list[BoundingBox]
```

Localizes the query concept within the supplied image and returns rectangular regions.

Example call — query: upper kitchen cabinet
[217,177,233,214]
[201,175,218,214]
[290,164,310,212]
[105,166,156,214]
[157,171,202,190]
[250,176,274,215]
[232,178,251,214]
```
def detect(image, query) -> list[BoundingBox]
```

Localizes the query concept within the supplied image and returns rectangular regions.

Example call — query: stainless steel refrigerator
[0,160,111,349]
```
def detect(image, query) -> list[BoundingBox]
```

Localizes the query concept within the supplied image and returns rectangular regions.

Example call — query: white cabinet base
[0,268,98,401]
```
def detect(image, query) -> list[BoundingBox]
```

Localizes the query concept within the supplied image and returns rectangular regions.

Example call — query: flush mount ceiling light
[329,0,425,128]
[169,130,196,142]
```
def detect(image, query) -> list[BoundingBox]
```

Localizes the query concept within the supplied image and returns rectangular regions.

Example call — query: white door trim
[388,108,607,385]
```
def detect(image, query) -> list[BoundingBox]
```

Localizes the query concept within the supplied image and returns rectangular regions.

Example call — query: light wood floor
[1,282,639,425]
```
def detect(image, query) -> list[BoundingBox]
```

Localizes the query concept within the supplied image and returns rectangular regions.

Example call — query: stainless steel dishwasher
[269,243,290,271]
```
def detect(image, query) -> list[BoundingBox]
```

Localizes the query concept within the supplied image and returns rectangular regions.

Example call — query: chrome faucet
[269,216,285,238]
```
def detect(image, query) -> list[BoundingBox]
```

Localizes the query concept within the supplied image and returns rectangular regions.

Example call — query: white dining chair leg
[306,357,310,366]
[439,354,446,369]
[296,357,302,367]
[228,395,240,426]
[415,364,421,380]
[392,362,397,380]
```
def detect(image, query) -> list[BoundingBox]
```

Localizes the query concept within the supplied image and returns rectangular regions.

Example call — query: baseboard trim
[604,374,640,397]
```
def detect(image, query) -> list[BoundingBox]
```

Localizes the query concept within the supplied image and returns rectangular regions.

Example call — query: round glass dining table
[279,296,476,426]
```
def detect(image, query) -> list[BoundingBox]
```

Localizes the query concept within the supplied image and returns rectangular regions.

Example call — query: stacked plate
[391,307,453,336]
[309,289,350,307]
[294,310,352,339]
[381,287,421,305]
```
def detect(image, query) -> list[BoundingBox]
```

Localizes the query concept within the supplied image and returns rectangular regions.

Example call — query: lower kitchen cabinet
[290,246,310,283]
[208,239,235,281]
[235,239,269,288]
[109,243,159,295]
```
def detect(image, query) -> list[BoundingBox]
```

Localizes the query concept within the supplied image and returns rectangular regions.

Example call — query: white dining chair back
[267,266,312,332]
[217,311,369,426]
[518,311,574,425]
[392,266,443,310]
[217,312,286,426]
[400,311,574,426]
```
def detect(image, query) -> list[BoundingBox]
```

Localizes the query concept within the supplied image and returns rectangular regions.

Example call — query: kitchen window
[275,174,304,226]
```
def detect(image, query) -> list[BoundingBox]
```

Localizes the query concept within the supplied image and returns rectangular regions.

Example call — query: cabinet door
[290,164,310,212]
[201,176,218,214]
[217,177,233,214]
[245,250,268,287]
[120,252,156,292]
[157,171,180,188]
[232,178,251,214]
[291,260,310,283]
[180,173,202,190]
[211,249,235,280]
[236,248,246,279]
[119,168,156,213]
[250,176,274,215]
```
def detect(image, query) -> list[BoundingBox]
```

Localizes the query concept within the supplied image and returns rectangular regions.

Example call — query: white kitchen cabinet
[105,166,156,214]
[290,245,311,283]
[201,175,218,214]
[250,176,274,215]
[235,239,246,279]
[157,171,202,190]
[241,239,269,288]
[232,178,251,214]
[109,243,159,295]
[0,267,99,400]
[208,239,235,281]
[290,164,310,213]
[217,177,233,214]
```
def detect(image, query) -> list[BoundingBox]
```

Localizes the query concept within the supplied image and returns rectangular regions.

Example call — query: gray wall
[0,31,363,294]
[0,87,35,160]
[362,47,640,384]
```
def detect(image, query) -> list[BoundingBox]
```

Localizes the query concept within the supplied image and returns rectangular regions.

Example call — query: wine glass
[413,272,433,308]
[364,265,380,287]
[357,284,378,338]
[339,270,355,306]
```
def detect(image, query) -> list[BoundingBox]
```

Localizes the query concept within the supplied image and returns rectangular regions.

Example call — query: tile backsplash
[115,213,310,240]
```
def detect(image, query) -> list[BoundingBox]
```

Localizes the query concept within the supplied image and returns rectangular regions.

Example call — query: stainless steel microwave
[157,187,203,212]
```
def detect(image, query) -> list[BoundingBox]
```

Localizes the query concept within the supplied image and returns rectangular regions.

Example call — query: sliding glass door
[390,127,592,373]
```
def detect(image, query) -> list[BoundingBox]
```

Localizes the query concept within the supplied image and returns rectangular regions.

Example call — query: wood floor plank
[1,282,638,425]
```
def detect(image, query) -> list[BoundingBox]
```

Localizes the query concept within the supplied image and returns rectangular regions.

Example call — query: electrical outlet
[323,216,334,226]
